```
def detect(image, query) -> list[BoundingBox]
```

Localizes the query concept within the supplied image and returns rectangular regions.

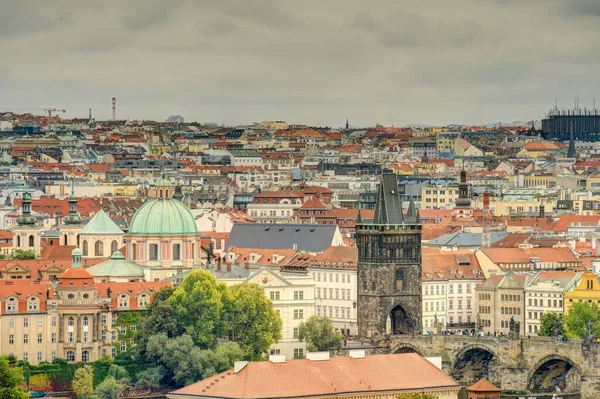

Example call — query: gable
[248,269,291,287]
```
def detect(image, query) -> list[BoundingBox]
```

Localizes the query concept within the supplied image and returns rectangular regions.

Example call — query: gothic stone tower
[356,173,422,338]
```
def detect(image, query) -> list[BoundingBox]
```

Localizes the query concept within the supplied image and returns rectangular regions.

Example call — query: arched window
[132,243,136,260]
[173,244,181,260]
[159,189,163,198]
[28,235,34,247]
[68,317,74,326]
[64,234,68,246]
[82,350,89,362]
[83,316,89,326]
[95,240,104,257]
[67,351,75,362]
[17,235,20,247]
[149,244,158,260]
[111,240,118,254]
[82,240,88,256]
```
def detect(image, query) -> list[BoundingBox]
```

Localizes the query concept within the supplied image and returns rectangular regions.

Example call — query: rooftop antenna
[594,98,596,110]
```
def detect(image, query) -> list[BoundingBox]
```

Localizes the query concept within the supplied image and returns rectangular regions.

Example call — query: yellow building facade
[564,271,600,313]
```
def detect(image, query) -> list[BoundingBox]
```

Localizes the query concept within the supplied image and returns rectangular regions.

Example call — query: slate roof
[426,231,510,247]
[373,173,404,225]
[227,223,338,253]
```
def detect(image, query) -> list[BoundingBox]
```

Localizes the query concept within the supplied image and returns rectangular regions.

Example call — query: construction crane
[0,107,66,117]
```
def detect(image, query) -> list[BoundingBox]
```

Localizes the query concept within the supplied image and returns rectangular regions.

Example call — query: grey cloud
[2,0,600,126]
[564,0,600,18]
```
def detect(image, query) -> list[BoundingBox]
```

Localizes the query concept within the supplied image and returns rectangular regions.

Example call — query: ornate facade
[356,173,422,338]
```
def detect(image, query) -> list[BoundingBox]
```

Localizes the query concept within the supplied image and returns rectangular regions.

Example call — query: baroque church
[356,172,423,337]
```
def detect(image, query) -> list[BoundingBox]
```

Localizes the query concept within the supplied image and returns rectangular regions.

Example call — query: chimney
[245,262,250,270]
[269,354,286,363]
[349,350,365,359]
[306,352,330,361]
[234,361,249,374]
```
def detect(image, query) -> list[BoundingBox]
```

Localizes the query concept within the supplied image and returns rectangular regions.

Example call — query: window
[68,332,74,343]
[111,240,118,254]
[139,294,148,308]
[294,291,304,300]
[52,351,57,361]
[131,322,137,332]
[51,333,56,343]
[293,328,298,339]
[293,348,304,359]
[23,352,29,361]
[37,352,43,362]
[68,317,74,326]
[24,318,29,327]
[270,291,280,301]
[101,331,107,341]
[95,240,104,257]
[9,335,14,345]
[83,316,89,326]
[38,317,43,327]
[119,295,129,308]
[82,350,89,362]
[173,244,181,260]
[112,331,117,341]
[28,297,38,311]
[67,351,75,362]
[82,240,88,256]
[24,334,29,344]
[132,243,136,260]
[9,318,14,328]
[83,332,89,342]
[293,309,304,319]
[111,348,117,358]
[120,326,126,334]
[37,333,42,343]
[149,244,159,260]
[120,341,126,351]
[101,315,107,324]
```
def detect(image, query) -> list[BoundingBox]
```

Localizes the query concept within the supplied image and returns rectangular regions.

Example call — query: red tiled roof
[466,378,501,392]
[170,353,459,399]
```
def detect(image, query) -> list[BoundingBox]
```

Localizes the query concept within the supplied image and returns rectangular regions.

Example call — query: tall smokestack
[112,97,116,121]
[89,108,92,120]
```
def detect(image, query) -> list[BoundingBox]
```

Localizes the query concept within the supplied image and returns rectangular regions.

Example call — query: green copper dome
[128,198,198,235]
[155,177,173,187]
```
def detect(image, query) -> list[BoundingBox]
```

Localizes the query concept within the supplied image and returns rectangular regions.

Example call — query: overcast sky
[1,0,600,127]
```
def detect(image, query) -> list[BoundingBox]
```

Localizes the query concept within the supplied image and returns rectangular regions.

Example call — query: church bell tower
[356,172,422,338]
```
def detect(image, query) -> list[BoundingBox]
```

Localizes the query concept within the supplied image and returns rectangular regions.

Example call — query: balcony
[61,299,97,306]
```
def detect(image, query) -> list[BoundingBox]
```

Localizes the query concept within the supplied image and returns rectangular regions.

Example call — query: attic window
[68,294,74,299]
[390,189,396,195]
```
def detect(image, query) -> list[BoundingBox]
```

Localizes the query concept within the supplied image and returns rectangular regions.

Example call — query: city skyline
[3,0,600,126]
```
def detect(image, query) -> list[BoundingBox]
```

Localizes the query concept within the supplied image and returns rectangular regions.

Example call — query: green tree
[538,312,563,337]
[95,376,124,399]
[0,356,29,399]
[72,365,95,399]
[396,394,439,399]
[10,249,37,260]
[564,301,600,338]
[136,286,186,360]
[297,316,343,352]
[169,269,229,348]
[224,283,282,360]
[145,333,243,388]
[106,364,129,382]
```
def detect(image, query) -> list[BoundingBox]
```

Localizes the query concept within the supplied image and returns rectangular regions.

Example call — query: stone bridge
[374,334,600,399]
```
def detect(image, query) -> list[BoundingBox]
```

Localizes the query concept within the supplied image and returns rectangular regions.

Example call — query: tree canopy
[538,312,562,337]
[563,301,600,338]
[0,356,29,399]
[72,365,94,399]
[10,249,37,260]
[297,316,342,352]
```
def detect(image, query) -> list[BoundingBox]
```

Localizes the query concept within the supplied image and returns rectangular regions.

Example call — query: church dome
[128,198,198,235]
[155,177,173,187]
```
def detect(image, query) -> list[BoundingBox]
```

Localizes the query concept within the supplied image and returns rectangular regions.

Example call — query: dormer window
[118,295,129,309]
[6,297,16,312]
[139,294,148,308]
[28,297,38,311]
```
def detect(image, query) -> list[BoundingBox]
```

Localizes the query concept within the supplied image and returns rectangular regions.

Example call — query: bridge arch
[391,342,425,356]
[528,354,582,393]
[451,344,500,386]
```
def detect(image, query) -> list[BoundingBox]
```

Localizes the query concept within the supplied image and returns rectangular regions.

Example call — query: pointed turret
[17,173,36,226]
[406,198,418,223]
[373,172,404,225]
[63,177,83,225]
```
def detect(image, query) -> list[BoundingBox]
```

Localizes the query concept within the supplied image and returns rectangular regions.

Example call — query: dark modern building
[356,173,422,337]
[542,109,600,141]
